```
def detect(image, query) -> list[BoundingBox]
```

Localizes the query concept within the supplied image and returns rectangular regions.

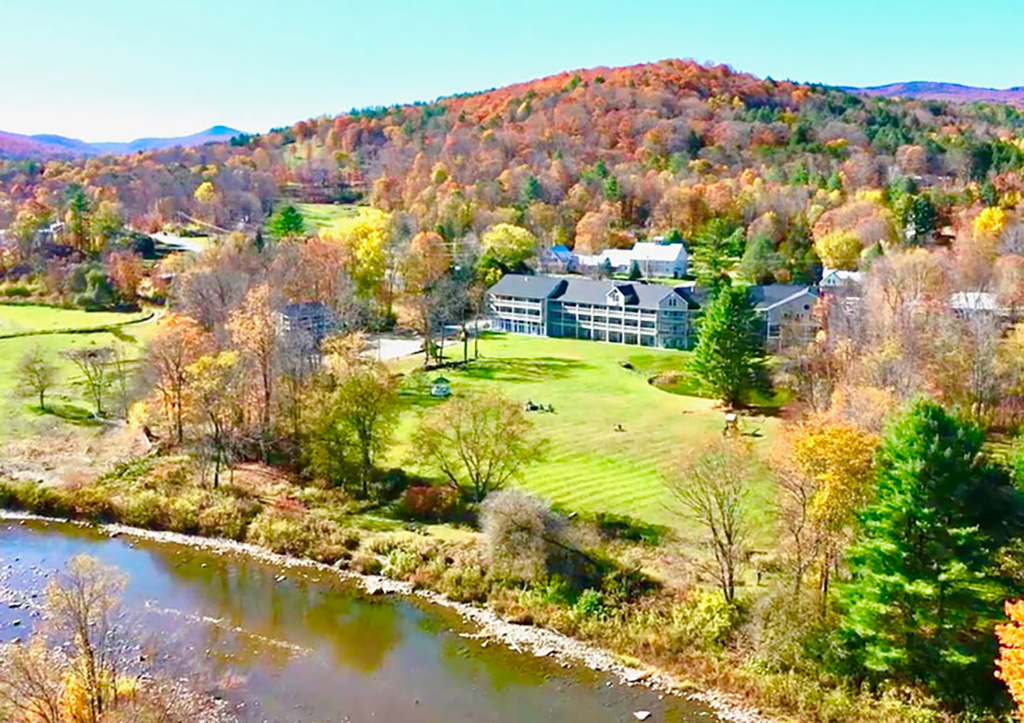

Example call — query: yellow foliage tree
[481,223,538,268]
[974,206,1009,241]
[320,208,391,298]
[997,599,1024,721]
[776,418,877,606]
[193,181,218,204]
[814,230,862,270]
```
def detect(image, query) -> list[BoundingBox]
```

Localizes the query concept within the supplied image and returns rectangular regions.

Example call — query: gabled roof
[689,284,819,311]
[488,274,566,300]
[630,242,687,262]
[747,285,820,312]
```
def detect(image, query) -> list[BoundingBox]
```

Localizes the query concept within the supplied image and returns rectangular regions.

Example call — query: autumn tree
[403,230,452,365]
[105,250,145,304]
[311,358,400,497]
[997,599,1024,721]
[413,392,543,502]
[185,351,241,488]
[814,229,862,270]
[690,284,769,407]
[145,313,210,444]
[321,208,391,303]
[667,439,754,604]
[480,223,538,274]
[227,282,280,438]
[63,346,114,416]
[774,418,877,607]
[17,346,58,410]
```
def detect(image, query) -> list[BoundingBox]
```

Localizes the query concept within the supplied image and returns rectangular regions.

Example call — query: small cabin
[431,376,451,398]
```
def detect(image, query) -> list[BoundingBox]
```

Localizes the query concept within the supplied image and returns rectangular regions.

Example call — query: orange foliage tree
[997,599,1024,721]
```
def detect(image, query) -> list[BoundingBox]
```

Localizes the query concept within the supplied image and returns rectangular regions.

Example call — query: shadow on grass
[460,356,591,383]
[31,402,103,426]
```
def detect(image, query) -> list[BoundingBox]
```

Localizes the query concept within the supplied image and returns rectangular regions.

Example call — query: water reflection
[0,521,713,723]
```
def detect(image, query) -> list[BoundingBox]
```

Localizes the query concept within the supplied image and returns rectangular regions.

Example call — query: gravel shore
[0,511,773,723]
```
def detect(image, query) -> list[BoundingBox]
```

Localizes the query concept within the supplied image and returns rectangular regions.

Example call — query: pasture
[295,203,366,231]
[392,333,780,532]
[0,304,157,440]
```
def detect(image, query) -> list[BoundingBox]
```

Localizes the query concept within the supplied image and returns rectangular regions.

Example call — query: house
[949,291,1011,320]
[575,241,688,278]
[488,274,700,349]
[276,302,338,346]
[820,267,863,289]
[538,244,576,273]
[749,285,822,349]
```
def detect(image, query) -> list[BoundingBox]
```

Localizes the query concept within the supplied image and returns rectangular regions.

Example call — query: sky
[1,0,1022,142]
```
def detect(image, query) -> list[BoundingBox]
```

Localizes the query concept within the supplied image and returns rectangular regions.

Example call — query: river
[0,519,715,723]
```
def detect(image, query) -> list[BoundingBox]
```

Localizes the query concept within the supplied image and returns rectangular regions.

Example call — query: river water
[0,520,713,723]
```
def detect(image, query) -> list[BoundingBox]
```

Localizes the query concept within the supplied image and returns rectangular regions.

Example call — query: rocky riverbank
[0,510,772,723]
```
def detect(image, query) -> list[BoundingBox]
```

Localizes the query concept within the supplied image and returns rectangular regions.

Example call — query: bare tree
[17,346,58,409]
[413,392,544,502]
[667,439,753,603]
[63,346,114,417]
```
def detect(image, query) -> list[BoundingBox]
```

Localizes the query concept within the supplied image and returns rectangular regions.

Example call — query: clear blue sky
[1,0,1020,141]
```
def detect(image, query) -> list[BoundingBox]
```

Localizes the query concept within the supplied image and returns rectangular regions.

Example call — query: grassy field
[391,333,779,532]
[294,203,368,231]
[0,305,157,440]
[0,304,149,335]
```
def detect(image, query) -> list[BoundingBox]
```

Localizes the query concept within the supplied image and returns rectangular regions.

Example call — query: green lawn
[0,306,157,440]
[391,334,779,532]
[294,203,366,231]
[0,304,149,336]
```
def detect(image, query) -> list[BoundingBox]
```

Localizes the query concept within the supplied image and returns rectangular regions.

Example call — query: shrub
[399,484,462,521]
[381,548,422,580]
[438,562,490,603]
[246,510,358,564]
[573,588,606,619]
[197,497,258,540]
[667,590,742,652]
[119,489,168,529]
[481,490,563,582]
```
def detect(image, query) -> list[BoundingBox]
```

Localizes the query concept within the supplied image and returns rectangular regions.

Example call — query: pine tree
[691,219,743,294]
[837,399,1023,706]
[267,205,305,239]
[689,285,768,407]
[627,259,642,280]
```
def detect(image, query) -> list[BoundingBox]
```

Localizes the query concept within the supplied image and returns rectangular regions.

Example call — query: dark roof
[690,284,818,310]
[747,285,819,310]
[280,301,334,319]
[490,274,703,311]
[488,274,566,300]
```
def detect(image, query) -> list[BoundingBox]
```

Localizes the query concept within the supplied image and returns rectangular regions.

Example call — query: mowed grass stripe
[391,333,780,529]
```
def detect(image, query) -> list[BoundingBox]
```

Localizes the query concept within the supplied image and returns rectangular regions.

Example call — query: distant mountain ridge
[0,125,243,160]
[847,81,1024,104]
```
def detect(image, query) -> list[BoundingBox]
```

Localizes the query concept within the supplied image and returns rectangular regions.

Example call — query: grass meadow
[295,203,367,231]
[391,333,780,533]
[0,304,157,440]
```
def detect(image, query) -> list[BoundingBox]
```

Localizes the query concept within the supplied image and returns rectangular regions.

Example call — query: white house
[575,241,688,278]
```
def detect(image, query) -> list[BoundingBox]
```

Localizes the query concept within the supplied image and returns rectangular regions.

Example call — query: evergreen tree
[519,175,542,206]
[603,174,620,201]
[691,219,743,294]
[627,259,642,280]
[837,399,1024,706]
[738,236,778,284]
[689,285,768,407]
[267,205,305,239]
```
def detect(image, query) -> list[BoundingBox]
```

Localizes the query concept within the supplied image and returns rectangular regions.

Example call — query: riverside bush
[246,510,358,564]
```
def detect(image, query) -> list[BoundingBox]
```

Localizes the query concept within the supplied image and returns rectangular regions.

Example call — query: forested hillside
[6,58,1024,284]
